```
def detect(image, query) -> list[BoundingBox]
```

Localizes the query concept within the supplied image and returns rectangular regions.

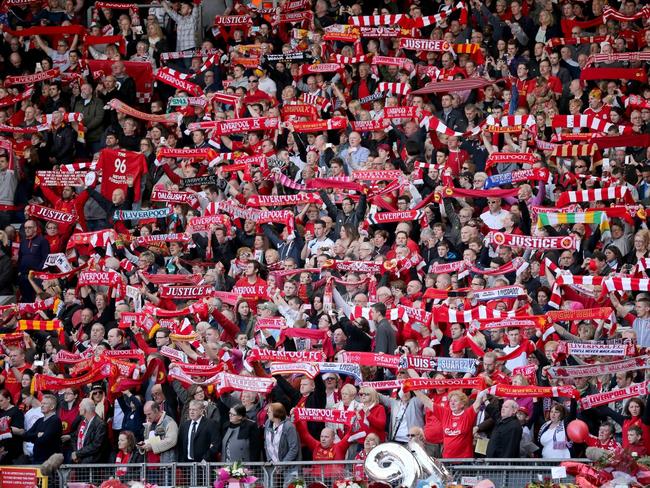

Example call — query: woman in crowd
[221,403,262,462]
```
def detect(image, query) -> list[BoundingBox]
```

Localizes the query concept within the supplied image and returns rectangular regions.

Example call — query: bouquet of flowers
[287,479,306,488]
[334,478,367,488]
[214,462,258,488]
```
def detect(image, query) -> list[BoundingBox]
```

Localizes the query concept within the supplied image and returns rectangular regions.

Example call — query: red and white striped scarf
[60,161,97,172]
[556,186,635,207]
[330,53,367,64]
[585,51,650,68]
[499,114,536,128]
[602,5,650,22]
[420,114,464,136]
[377,82,411,96]
[348,14,405,26]
[372,56,412,69]
[603,277,650,294]
[411,3,465,27]
[300,93,331,112]
[551,114,619,133]
[431,305,517,323]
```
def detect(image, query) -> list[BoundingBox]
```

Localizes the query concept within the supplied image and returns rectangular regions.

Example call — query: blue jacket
[18,234,49,273]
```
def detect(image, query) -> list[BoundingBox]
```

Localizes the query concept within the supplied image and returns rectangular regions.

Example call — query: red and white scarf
[551,114,619,133]
[5,68,60,86]
[377,82,411,96]
[294,408,355,425]
[488,384,580,399]
[579,381,650,410]
[26,204,75,224]
[556,186,634,207]
[486,231,577,250]
[548,356,650,379]
[246,193,322,207]
[108,99,179,125]
[154,67,204,96]
[191,116,280,135]
[290,116,347,133]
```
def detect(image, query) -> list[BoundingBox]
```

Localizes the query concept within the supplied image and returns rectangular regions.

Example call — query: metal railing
[52,459,589,488]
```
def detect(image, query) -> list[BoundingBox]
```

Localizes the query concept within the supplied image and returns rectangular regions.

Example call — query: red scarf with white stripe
[556,186,635,207]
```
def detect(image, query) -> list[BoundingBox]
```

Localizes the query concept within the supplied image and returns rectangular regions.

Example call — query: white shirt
[540,422,571,459]
[258,77,277,98]
[187,417,202,460]
[307,236,334,257]
[112,400,125,430]
[23,407,44,456]
[634,317,650,347]
[393,402,409,442]
[265,421,284,462]
[503,343,528,372]
[480,208,510,230]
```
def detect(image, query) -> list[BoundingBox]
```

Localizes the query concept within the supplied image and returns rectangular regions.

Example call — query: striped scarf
[585,51,650,68]
[348,14,405,26]
[551,114,619,133]
[377,82,411,96]
[555,186,634,207]
[537,210,611,236]
[602,5,650,21]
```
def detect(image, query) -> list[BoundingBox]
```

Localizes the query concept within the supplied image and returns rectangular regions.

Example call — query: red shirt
[40,187,90,236]
[439,66,466,81]
[297,419,350,478]
[584,105,611,122]
[357,79,371,109]
[623,416,650,454]
[446,149,470,177]
[586,435,620,452]
[234,276,267,313]
[439,406,477,458]
[514,78,536,109]
[46,233,65,253]
[546,75,563,95]
[1,363,31,403]
[425,406,443,444]
[58,403,80,435]
[358,403,387,442]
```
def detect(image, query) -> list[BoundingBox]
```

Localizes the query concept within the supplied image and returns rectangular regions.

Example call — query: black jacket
[435,108,467,133]
[22,414,62,464]
[0,250,14,295]
[220,418,262,462]
[74,415,109,463]
[263,224,303,266]
[349,76,378,101]
[272,375,326,442]
[339,316,372,352]
[177,417,220,462]
[486,415,522,458]
[87,186,135,230]
[319,190,367,237]
[48,124,76,165]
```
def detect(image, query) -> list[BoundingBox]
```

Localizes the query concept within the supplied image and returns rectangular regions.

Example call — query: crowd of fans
[0,0,650,483]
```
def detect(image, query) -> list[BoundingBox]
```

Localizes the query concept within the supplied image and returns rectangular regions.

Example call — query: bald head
[501,399,518,418]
